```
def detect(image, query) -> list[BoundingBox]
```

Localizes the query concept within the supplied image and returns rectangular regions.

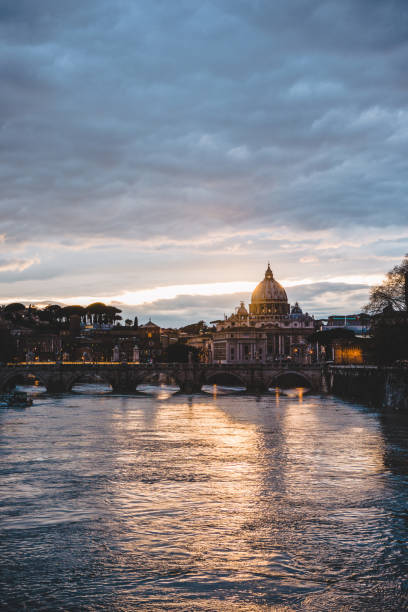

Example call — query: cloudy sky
[1,0,407,326]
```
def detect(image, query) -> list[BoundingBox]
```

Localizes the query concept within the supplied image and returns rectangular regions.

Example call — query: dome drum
[249,301,290,316]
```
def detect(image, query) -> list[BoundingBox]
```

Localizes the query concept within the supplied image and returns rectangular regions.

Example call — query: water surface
[1,386,407,610]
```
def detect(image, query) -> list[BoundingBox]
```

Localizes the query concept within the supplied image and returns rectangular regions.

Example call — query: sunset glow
[4,274,385,312]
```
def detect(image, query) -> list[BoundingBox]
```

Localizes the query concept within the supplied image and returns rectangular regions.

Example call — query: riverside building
[211,264,315,364]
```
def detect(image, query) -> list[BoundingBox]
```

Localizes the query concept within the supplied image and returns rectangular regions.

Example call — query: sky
[1,0,407,326]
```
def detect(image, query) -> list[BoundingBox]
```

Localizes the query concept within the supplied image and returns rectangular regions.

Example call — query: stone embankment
[328,365,408,410]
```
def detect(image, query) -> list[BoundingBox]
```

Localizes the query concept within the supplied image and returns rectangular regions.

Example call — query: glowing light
[282,273,384,287]
[2,273,384,307]
[42,281,256,307]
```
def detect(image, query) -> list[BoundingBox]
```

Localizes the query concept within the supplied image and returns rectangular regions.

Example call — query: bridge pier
[46,379,71,394]
[178,381,202,394]
[245,381,269,394]
[111,382,137,393]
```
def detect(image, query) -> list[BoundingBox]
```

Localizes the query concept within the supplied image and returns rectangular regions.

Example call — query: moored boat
[0,391,33,408]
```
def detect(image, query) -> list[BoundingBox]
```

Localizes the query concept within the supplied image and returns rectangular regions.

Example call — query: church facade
[211,264,315,364]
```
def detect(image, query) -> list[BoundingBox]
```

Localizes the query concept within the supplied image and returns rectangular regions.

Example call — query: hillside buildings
[1,263,379,366]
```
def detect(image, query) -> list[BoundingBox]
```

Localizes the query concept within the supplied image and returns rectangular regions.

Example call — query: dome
[236,301,248,316]
[291,302,302,314]
[251,264,287,303]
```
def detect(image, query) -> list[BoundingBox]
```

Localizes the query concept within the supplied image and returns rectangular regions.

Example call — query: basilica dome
[249,264,289,317]
[251,264,287,303]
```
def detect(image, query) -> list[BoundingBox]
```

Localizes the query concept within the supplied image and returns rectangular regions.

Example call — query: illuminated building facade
[211,264,315,364]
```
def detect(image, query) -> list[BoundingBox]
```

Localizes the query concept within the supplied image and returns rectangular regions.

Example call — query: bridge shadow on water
[70,382,183,397]
[13,382,310,402]
[11,373,311,400]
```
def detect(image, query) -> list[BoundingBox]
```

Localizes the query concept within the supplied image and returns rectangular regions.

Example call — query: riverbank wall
[328,365,408,410]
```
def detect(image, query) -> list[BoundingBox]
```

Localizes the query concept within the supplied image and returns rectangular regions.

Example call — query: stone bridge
[0,362,325,394]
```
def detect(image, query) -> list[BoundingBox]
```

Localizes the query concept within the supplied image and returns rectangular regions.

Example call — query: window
[214,343,226,360]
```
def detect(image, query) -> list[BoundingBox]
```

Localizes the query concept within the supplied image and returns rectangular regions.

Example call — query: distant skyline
[1,1,407,326]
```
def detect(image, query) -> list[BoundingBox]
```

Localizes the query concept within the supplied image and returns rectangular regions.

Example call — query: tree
[43,304,63,322]
[364,254,408,314]
[104,305,122,325]
[86,302,107,325]
[179,320,208,335]
[61,305,86,319]
[3,303,26,321]
[4,303,25,313]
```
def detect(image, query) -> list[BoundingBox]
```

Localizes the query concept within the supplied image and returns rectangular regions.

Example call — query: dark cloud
[0,1,407,315]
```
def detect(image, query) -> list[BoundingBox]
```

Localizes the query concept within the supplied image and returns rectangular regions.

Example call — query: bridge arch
[66,372,115,393]
[0,369,48,392]
[204,370,247,390]
[134,368,183,393]
[268,371,312,390]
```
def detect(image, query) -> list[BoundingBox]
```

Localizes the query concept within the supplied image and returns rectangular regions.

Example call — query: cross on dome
[265,262,273,279]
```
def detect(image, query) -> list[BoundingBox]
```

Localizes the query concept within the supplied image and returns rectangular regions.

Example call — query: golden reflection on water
[275,386,305,401]
[281,396,386,502]
[136,384,179,401]
[110,398,264,572]
[106,391,391,608]
[2,389,405,611]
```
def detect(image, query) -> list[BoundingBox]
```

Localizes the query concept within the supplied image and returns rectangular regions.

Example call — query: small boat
[0,391,33,408]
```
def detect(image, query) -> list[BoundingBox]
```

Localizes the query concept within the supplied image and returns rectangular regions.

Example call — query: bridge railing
[7,361,141,366]
[5,360,327,368]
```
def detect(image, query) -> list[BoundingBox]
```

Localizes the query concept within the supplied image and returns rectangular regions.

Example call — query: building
[185,332,213,362]
[323,313,371,336]
[332,339,364,364]
[211,264,315,364]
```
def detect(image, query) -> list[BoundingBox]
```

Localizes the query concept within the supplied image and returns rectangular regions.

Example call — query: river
[1,385,407,611]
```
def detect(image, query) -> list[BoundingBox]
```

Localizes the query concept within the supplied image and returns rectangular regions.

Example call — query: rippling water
[1,385,407,611]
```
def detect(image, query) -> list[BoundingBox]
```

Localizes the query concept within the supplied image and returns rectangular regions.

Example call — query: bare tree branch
[364,254,408,314]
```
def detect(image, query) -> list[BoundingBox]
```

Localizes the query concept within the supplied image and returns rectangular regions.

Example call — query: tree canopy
[364,254,408,314]
[4,303,25,312]
[61,305,86,318]
[86,302,107,314]
[179,320,208,335]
